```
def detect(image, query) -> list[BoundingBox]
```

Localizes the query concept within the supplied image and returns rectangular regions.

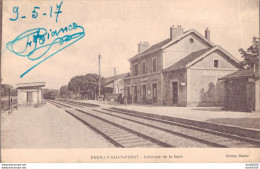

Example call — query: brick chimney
[170,25,183,39]
[205,28,210,40]
[138,42,150,53]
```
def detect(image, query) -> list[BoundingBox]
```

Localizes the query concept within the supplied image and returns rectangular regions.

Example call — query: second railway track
[47,99,260,148]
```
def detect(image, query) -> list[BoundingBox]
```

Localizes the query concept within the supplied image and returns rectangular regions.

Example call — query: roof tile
[104,73,130,84]
[219,68,260,80]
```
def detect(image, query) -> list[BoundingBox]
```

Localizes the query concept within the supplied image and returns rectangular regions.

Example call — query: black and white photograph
[0,0,259,163]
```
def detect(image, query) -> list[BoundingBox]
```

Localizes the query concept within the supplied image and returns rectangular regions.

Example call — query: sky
[1,0,259,89]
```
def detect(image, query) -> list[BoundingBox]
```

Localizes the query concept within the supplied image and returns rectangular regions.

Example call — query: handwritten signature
[6,22,85,78]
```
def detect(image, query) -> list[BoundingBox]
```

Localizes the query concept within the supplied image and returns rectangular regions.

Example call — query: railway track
[99,108,260,147]
[58,99,100,107]
[48,100,171,148]
[47,99,260,148]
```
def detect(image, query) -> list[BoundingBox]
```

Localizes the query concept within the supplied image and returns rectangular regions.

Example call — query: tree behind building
[239,36,259,69]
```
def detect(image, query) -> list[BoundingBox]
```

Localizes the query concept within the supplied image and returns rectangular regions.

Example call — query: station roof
[104,73,130,85]
[16,82,46,89]
[129,29,215,61]
[219,68,260,80]
[104,82,114,88]
[163,46,243,72]
[163,48,212,71]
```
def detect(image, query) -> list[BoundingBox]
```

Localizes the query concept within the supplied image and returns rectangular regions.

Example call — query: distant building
[124,26,243,106]
[16,82,46,106]
[102,73,130,99]
[219,67,260,112]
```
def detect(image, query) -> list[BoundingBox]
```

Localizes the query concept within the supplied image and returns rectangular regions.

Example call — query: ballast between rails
[47,99,260,148]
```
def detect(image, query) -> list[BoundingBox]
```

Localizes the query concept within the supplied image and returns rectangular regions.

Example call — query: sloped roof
[104,82,114,88]
[104,73,130,85]
[129,29,214,61]
[164,45,243,72]
[164,48,212,71]
[16,82,46,89]
[219,68,260,80]
[136,38,171,58]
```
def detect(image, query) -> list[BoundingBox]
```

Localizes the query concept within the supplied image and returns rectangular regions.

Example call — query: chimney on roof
[205,28,210,41]
[170,25,183,39]
[138,42,150,53]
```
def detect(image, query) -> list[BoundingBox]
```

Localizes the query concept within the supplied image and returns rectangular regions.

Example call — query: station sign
[180,82,186,86]
[140,78,148,82]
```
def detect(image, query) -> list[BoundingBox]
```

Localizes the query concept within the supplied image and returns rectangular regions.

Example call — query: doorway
[172,82,178,104]
[27,92,33,103]
[142,85,146,99]
[134,86,138,103]
[152,83,157,103]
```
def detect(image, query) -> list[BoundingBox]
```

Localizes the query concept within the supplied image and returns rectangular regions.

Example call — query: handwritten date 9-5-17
[9,1,63,22]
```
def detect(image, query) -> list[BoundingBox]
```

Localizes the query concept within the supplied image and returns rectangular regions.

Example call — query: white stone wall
[39,89,42,102]
[17,88,41,106]
[18,89,27,105]
[32,91,38,104]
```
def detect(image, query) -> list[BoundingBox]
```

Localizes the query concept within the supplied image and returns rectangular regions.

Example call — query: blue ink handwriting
[6,22,85,78]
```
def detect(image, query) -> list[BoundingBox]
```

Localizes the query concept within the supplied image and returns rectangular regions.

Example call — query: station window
[142,61,146,74]
[152,57,157,72]
[189,38,194,43]
[127,86,130,97]
[214,59,219,68]
[134,64,138,76]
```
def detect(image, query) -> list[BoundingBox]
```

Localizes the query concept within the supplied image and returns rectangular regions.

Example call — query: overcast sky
[2,0,259,89]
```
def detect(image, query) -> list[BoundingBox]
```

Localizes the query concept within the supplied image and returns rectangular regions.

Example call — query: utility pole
[98,54,101,98]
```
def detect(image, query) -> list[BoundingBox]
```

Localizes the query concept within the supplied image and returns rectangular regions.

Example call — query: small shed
[219,68,259,112]
[102,73,130,96]
[16,82,46,106]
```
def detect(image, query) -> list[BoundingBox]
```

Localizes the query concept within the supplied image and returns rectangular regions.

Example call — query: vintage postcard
[0,0,259,163]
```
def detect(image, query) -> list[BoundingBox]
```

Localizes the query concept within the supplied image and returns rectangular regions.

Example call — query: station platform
[70,99,260,130]
[1,102,114,148]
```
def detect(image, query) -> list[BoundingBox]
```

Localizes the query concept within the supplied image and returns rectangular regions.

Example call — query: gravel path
[1,103,114,148]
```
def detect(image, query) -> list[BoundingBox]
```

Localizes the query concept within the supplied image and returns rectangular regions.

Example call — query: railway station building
[124,26,243,106]
[16,82,46,107]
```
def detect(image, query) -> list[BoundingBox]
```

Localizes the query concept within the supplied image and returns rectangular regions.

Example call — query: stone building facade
[124,26,243,106]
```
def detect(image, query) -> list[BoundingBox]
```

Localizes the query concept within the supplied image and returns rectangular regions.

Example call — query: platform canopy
[16,82,46,89]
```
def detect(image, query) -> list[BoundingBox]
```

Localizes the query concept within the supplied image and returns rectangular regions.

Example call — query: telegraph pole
[98,54,101,98]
